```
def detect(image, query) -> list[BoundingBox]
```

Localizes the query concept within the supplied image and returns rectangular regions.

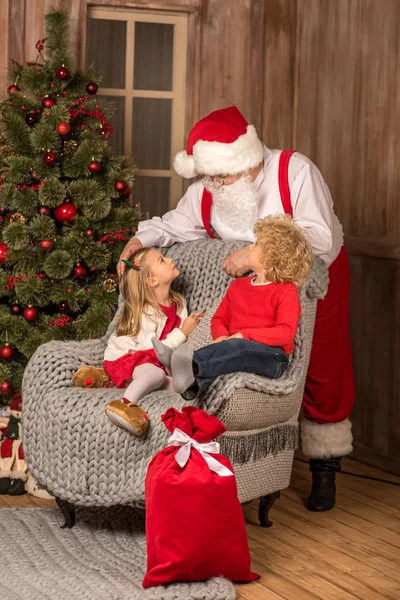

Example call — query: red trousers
[303,247,355,424]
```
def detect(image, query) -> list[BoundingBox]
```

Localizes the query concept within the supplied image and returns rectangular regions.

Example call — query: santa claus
[118,106,355,512]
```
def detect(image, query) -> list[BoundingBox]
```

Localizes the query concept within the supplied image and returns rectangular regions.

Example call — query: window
[86,7,188,217]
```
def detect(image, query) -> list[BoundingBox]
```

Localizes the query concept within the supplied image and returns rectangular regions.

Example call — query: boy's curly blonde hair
[253,214,313,287]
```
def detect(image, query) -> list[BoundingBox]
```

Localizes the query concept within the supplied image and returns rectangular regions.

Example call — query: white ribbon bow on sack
[167,428,233,477]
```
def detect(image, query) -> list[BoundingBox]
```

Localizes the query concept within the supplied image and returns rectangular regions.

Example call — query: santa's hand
[228,332,243,339]
[222,246,251,277]
[117,237,142,279]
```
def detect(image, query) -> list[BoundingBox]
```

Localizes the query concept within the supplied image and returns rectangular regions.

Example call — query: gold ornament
[103,278,117,293]
[10,212,26,223]
[63,140,78,155]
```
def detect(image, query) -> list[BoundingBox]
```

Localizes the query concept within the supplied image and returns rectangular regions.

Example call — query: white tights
[123,364,167,405]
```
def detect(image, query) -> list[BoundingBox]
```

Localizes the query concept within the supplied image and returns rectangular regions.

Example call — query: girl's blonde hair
[253,215,313,287]
[116,247,185,338]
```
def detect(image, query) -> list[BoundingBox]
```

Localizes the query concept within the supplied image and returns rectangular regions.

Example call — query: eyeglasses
[202,175,231,186]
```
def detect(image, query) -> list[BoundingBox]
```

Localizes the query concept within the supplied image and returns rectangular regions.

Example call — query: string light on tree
[39,206,50,215]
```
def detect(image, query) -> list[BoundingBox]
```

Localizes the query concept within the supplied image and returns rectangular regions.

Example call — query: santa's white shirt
[136,146,343,266]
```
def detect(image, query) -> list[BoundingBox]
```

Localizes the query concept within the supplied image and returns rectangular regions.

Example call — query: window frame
[85,6,189,210]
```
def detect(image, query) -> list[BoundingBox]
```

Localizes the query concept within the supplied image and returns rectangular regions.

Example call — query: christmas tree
[0,9,138,401]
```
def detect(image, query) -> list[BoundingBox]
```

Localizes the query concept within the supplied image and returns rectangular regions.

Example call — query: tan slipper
[104,400,149,436]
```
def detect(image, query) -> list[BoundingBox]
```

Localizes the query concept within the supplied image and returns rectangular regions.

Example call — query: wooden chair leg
[55,497,76,528]
[258,491,280,527]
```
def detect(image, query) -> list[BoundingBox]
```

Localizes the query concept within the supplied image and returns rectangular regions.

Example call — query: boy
[153,214,313,398]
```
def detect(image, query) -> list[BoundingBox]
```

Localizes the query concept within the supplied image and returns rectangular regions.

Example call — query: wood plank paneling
[262,0,297,149]
[0,0,10,94]
[198,0,266,127]
[349,255,400,471]
[296,0,400,239]
[296,0,400,473]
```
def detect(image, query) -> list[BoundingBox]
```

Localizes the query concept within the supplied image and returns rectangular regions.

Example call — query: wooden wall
[294,0,400,474]
[1,0,399,473]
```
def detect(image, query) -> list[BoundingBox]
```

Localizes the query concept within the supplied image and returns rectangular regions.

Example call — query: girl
[104,247,203,435]
[153,215,313,399]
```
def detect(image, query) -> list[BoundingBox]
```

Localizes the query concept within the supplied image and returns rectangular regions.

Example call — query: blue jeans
[192,338,289,397]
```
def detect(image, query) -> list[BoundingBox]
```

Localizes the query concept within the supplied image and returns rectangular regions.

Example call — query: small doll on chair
[153,214,313,399]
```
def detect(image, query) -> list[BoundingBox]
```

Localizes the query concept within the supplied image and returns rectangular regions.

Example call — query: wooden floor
[1,456,400,600]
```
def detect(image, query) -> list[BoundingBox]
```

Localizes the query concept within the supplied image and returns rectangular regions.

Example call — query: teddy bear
[72,365,110,388]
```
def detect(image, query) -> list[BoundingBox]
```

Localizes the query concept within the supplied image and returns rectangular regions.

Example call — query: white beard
[204,176,258,233]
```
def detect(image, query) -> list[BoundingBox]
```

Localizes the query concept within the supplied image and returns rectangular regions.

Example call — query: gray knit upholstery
[22,239,327,507]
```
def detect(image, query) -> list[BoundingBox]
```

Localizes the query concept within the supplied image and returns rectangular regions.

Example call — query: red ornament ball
[42,96,56,108]
[23,306,38,322]
[0,381,12,395]
[122,187,131,199]
[57,121,71,136]
[114,180,128,194]
[85,228,95,237]
[8,84,20,94]
[10,304,22,316]
[0,242,8,265]
[0,345,14,360]
[54,202,78,223]
[73,264,87,278]
[0,206,6,214]
[86,82,98,95]
[39,239,53,250]
[31,172,40,184]
[39,206,50,215]
[88,160,102,175]
[56,66,70,80]
[26,113,38,126]
[57,301,69,313]
[43,151,56,166]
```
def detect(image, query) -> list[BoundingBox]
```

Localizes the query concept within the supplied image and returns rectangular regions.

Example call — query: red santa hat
[173,106,264,178]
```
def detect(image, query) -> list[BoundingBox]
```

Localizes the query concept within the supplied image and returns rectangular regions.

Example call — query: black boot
[307,457,342,512]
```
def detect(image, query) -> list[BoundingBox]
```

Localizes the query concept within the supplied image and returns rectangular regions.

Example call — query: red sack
[142,406,260,588]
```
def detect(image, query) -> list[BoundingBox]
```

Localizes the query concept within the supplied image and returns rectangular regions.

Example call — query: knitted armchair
[22,239,328,527]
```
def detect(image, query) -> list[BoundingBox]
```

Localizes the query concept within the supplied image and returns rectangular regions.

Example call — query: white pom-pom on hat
[173,151,198,178]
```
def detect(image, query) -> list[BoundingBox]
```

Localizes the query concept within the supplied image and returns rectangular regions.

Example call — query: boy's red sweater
[211,277,301,354]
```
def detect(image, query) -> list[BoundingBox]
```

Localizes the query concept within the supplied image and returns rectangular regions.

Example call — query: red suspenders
[277,150,295,217]
[200,188,216,239]
[200,150,295,236]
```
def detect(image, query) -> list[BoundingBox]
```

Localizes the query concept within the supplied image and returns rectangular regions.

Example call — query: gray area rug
[0,507,236,600]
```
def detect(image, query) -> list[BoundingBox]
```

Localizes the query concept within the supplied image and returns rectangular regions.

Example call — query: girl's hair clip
[122,259,140,271]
